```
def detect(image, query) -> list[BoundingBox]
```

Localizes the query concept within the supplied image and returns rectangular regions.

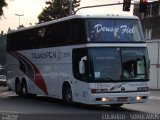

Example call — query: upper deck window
[86,19,145,43]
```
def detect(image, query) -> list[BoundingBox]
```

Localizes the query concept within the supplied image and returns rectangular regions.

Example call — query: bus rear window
[86,19,145,43]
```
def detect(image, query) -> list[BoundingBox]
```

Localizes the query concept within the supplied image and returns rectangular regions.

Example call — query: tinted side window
[46,19,86,47]
[45,21,72,46]
[71,19,86,44]
[7,18,87,51]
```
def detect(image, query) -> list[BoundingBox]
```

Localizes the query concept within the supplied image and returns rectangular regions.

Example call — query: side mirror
[79,56,87,74]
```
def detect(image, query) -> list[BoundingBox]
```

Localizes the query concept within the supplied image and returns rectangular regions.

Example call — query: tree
[1,30,4,36]
[38,0,80,23]
[0,0,7,16]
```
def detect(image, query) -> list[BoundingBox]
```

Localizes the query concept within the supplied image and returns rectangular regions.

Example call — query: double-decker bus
[6,15,150,107]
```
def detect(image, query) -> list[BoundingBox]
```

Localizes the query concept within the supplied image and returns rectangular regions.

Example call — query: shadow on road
[26,95,149,114]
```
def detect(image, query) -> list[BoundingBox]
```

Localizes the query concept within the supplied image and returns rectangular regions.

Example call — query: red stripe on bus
[13,52,48,95]
[32,63,48,95]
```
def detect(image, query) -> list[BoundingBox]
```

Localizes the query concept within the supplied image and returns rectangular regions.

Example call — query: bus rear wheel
[63,85,73,105]
[15,80,22,96]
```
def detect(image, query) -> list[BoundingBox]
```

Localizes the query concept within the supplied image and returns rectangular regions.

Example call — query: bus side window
[71,19,86,44]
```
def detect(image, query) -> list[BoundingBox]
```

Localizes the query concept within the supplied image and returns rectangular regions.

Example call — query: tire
[63,85,73,105]
[21,80,28,97]
[15,80,22,96]
[110,104,123,108]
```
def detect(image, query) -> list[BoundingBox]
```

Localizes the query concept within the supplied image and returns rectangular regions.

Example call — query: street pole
[69,0,72,15]
[15,14,24,27]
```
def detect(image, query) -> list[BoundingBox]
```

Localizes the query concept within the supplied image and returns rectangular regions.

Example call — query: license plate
[117,97,128,102]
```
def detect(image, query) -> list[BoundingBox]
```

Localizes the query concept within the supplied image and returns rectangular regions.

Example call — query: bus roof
[8,14,139,34]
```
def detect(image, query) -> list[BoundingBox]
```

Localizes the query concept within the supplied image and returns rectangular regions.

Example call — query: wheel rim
[22,86,26,94]
[66,88,72,102]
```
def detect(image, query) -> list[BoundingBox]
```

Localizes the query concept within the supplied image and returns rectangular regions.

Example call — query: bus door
[72,48,89,103]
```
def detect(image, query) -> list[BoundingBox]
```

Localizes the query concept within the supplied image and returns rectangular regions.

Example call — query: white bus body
[6,15,150,106]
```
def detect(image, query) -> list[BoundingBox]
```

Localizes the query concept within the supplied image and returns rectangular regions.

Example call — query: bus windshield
[89,48,149,81]
[86,19,145,42]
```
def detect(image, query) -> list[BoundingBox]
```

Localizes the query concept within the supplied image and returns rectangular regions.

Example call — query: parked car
[0,75,7,87]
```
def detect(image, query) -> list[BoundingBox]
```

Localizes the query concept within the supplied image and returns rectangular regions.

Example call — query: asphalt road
[0,87,160,120]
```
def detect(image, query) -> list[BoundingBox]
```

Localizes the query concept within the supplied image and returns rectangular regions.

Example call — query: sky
[0,0,152,33]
